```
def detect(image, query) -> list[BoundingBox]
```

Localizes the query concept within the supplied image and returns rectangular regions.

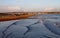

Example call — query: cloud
[7,6,20,11]
[44,7,55,12]
[43,7,60,12]
[0,6,60,13]
[0,6,20,13]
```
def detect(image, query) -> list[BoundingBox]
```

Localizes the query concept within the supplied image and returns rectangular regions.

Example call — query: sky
[0,0,60,12]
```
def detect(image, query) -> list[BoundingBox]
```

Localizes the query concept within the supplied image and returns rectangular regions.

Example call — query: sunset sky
[0,0,60,12]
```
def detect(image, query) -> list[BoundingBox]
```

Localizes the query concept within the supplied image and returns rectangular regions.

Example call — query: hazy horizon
[0,0,60,12]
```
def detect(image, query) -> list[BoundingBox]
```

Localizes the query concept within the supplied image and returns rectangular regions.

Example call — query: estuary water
[0,14,60,38]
